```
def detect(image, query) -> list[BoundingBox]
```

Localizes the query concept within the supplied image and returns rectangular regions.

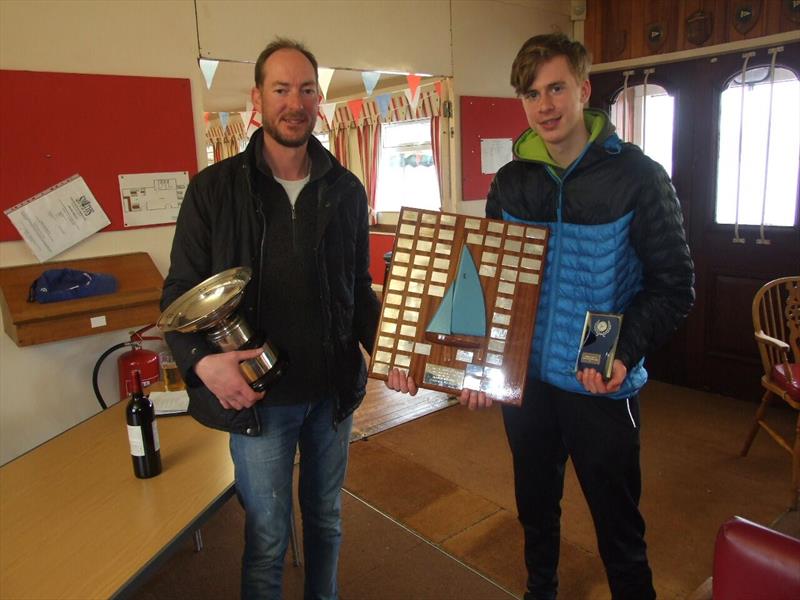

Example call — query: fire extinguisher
[92,324,161,409]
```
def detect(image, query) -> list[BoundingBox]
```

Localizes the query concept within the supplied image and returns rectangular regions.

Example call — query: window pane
[375,119,440,213]
[610,83,674,176]
[715,67,799,226]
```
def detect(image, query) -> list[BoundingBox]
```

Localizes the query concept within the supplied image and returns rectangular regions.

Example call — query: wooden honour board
[368,208,549,405]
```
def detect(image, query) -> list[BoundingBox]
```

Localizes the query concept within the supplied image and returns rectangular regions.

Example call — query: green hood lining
[512,109,609,167]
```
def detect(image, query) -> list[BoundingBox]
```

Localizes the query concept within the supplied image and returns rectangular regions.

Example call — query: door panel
[590,43,800,401]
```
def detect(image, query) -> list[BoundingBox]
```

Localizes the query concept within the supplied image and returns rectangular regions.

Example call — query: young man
[161,39,381,600]
[388,33,694,599]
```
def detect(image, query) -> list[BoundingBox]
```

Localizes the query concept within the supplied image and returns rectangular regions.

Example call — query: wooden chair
[740,275,800,509]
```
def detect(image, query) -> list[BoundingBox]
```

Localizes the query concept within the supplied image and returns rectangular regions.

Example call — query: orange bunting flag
[347,99,364,125]
[407,74,421,97]
[434,81,443,99]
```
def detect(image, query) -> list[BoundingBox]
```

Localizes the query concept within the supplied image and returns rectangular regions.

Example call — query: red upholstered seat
[713,516,800,600]
[772,363,800,402]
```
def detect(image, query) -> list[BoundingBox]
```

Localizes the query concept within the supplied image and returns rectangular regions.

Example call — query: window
[610,83,675,176]
[715,66,799,227]
[374,119,441,213]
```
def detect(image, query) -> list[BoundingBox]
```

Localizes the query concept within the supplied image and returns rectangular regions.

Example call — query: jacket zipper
[539,146,590,377]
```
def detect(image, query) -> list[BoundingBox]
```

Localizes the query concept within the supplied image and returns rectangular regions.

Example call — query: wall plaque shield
[686,10,713,45]
[646,22,667,52]
[733,1,762,34]
[783,0,800,24]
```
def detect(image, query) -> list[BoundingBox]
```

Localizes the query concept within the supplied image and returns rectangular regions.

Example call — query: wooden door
[590,43,800,401]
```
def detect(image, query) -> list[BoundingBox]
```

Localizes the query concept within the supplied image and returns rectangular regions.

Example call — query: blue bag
[28,268,118,303]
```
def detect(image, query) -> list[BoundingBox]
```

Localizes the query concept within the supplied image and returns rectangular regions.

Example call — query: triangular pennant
[375,94,392,120]
[320,102,338,128]
[318,67,335,100]
[407,74,421,97]
[219,111,229,131]
[404,87,421,117]
[361,71,381,96]
[347,99,364,125]
[199,59,219,90]
[245,99,261,138]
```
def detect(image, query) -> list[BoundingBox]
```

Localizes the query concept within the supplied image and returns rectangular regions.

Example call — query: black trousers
[501,379,656,600]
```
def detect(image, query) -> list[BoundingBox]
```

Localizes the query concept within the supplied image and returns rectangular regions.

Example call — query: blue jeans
[229,398,352,600]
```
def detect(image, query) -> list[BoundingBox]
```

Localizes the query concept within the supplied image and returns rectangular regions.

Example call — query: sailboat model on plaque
[424,244,486,348]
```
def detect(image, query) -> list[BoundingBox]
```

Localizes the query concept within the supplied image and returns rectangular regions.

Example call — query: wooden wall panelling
[602,0,634,63]
[584,1,798,65]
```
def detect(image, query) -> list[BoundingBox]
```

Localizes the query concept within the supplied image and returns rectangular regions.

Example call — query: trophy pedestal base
[250,357,288,393]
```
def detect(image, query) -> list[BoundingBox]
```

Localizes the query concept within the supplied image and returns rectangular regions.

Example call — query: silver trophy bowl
[157,267,285,392]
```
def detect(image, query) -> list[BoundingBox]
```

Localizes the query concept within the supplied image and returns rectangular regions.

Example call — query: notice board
[460,96,529,202]
[0,70,197,241]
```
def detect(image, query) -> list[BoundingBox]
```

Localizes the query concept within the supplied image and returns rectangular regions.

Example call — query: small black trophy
[576,312,623,380]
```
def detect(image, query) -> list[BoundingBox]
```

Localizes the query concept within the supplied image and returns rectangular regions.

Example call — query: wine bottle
[126,370,162,478]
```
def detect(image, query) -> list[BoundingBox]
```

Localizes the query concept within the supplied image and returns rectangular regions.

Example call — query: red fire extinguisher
[93,324,161,409]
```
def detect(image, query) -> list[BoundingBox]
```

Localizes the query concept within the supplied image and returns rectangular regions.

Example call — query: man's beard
[263,113,315,148]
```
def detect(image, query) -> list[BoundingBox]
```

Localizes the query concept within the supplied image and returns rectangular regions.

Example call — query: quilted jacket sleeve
[615,161,695,369]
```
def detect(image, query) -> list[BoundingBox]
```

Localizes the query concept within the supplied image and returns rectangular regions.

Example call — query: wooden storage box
[0,252,163,346]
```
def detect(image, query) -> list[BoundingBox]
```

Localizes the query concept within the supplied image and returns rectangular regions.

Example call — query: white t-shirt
[274,174,311,208]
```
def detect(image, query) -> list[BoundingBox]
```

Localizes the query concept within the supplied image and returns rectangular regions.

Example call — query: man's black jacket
[160,131,380,435]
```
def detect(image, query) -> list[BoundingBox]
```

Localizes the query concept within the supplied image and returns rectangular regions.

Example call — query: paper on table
[4,174,110,262]
[149,390,189,415]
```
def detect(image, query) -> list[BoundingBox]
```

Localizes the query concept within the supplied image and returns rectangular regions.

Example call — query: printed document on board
[4,174,110,262]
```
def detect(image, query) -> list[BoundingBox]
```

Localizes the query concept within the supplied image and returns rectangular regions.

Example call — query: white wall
[0,0,571,464]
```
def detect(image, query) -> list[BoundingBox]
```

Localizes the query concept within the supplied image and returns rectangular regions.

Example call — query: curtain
[329,105,351,169]
[205,113,249,164]
[355,102,382,223]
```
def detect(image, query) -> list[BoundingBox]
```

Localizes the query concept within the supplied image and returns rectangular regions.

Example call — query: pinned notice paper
[4,174,110,262]
[480,138,513,174]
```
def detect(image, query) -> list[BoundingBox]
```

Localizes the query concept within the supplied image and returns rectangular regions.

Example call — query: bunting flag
[375,94,392,120]
[199,59,219,90]
[219,111,229,132]
[347,99,364,126]
[404,87,421,118]
[320,102,338,129]
[407,74,421,97]
[245,99,262,138]
[361,71,381,96]
[318,67,335,99]
[435,81,443,99]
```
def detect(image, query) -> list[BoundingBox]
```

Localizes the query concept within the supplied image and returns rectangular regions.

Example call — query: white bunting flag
[361,71,381,96]
[199,59,219,90]
[404,87,421,118]
[320,102,338,128]
[318,67,335,100]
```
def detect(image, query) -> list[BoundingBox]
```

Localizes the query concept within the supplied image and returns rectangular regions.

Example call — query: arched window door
[590,43,800,402]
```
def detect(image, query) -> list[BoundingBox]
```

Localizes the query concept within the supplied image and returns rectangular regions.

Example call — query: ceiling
[202,60,410,113]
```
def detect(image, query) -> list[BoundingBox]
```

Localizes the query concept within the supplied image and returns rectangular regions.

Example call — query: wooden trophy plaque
[368,208,549,405]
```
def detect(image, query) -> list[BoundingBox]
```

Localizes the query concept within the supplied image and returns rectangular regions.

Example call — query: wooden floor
[351,376,457,440]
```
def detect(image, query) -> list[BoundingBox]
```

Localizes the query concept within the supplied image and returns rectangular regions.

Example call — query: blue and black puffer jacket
[486,110,694,399]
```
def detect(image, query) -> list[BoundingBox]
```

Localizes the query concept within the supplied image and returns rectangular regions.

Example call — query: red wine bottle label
[127,425,145,457]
